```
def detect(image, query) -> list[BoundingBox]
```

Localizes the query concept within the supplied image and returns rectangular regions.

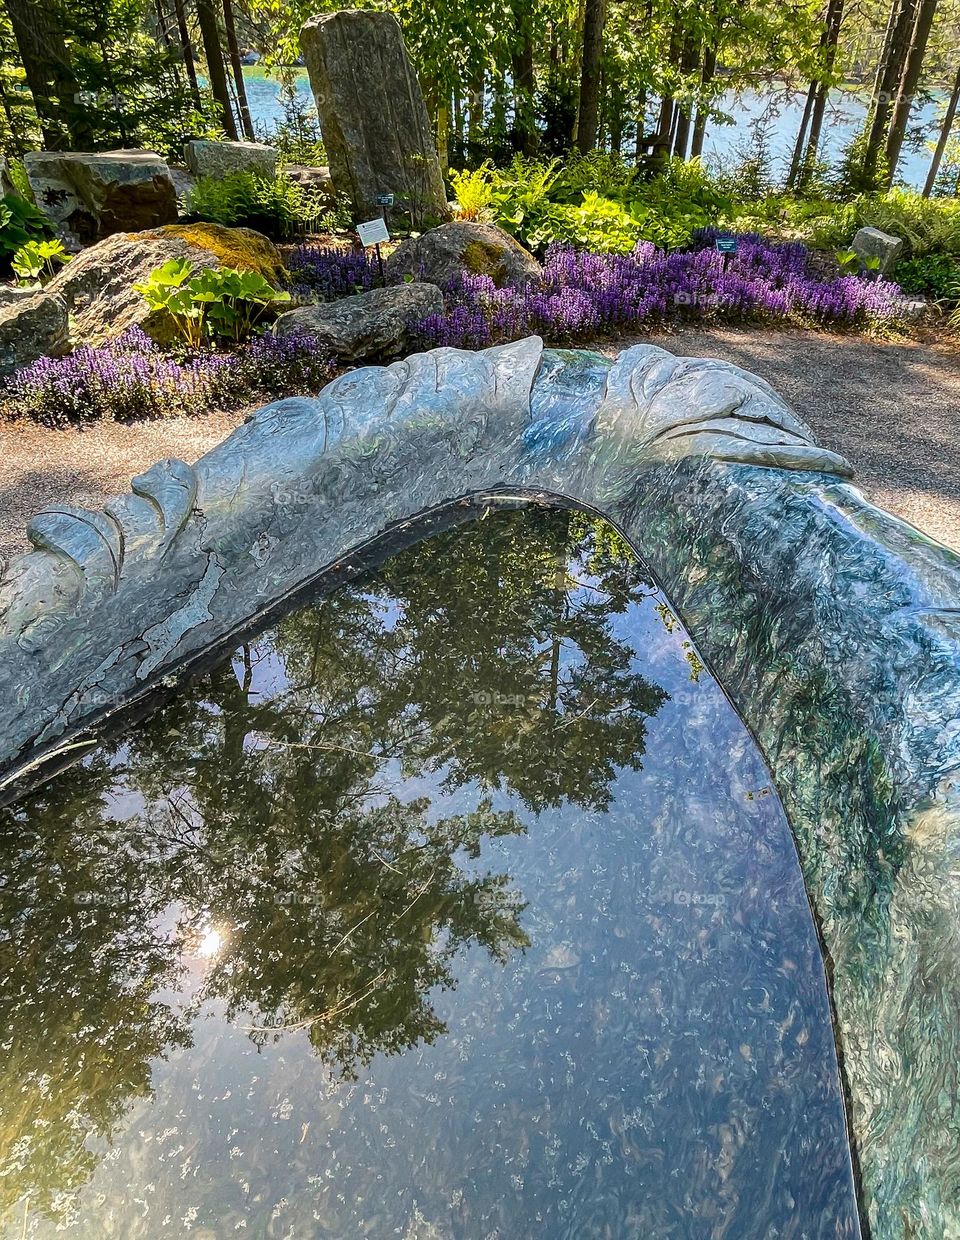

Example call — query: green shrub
[484,155,729,254]
[5,158,33,202]
[548,150,639,201]
[261,77,326,166]
[0,193,53,268]
[893,255,960,301]
[133,258,291,347]
[485,155,563,248]
[449,164,494,220]
[728,190,960,259]
[715,114,778,200]
[183,171,330,241]
[728,193,832,236]
[854,189,960,257]
[835,248,880,277]
[830,131,889,197]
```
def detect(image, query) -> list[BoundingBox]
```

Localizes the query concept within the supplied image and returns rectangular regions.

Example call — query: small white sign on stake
[357,217,390,247]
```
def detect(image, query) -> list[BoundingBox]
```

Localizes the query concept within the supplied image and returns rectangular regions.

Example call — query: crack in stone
[136,553,225,680]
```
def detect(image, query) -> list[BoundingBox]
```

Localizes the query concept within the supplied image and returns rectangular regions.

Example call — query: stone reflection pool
[0,506,860,1237]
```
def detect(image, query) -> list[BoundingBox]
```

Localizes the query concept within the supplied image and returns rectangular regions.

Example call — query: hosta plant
[134,259,291,347]
[134,257,205,347]
[0,194,54,267]
[836,249,881,278]
[189,266,292,344]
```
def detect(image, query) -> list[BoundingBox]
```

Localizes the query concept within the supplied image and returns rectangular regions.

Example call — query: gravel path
[1,326,958,563]
[0,411,249,563]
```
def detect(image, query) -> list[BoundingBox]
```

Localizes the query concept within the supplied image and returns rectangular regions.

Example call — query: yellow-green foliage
[449,165,494,220]
[141,223,287,283]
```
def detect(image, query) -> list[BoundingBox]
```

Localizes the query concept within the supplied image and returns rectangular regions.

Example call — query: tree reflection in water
[0,508,666,1226]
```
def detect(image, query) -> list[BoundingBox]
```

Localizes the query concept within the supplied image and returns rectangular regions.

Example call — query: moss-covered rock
[46,224,285,346]
[385,221,541,290]
[142,223,286,284]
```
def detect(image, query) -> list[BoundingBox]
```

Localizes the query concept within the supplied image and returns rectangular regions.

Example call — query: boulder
[0,286,41,309]
[169,166,197,202]
[386,221,542,290]
[852,226,903,274]
[899,298,929,320]
[283,164,337,202]
[273,282,442,361]
[45,223,285,346]
[183,139,278,181]
[0,291,69,376]
[301,11,450,226]
[23,150,177,244]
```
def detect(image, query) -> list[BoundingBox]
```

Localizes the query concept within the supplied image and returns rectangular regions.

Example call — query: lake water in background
[243,66,942,190]
[0,506,861,1237]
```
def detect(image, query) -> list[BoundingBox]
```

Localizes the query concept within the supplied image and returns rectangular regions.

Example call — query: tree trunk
[467,72,484,159]
[609,78,624,154]
[512,9,538,155]
[436,101,450,171]
[633,89,647,162]
[222,0,255,140]
[172,0,202,108]
[871,0,900,101]
[649,21,682,167]
[883,0,939,181]
[575,0,606,153]
[196,0,238,140]
[155,0,173,48]
[690,45,716,158]
[492,75,509,148]
[862,0,916,182]
[787,83,817,188]
[4,0,95,149]
[923,62,960,195]
[453,82,463,153]
[672,34,701,159]
[799,0,846,186]
[651,97,674,170]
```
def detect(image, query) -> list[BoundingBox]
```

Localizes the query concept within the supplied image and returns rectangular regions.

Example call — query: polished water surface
[0,509,859,1237]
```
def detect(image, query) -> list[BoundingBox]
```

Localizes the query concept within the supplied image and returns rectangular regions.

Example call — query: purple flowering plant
[286,245,396,302]
[2,328,334,428]
[412,235,913,351]
[2,232,912,428]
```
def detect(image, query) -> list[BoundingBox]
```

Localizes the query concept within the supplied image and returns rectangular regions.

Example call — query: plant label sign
[376,193,395,207]
[714,236,738,255]
[357,217,390,247]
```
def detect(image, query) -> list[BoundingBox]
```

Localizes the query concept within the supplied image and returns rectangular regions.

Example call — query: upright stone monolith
[300,10,450,227]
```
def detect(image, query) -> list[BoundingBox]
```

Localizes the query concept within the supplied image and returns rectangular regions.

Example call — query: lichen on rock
[142,223,286,284]
[386,221,542,290]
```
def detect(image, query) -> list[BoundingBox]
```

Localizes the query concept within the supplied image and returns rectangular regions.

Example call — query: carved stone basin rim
[1,335,960,1239]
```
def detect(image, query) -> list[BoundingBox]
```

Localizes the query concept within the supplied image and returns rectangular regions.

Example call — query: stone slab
[852,225,904,273]
[183,139,278,181]
[23,149,177,243]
